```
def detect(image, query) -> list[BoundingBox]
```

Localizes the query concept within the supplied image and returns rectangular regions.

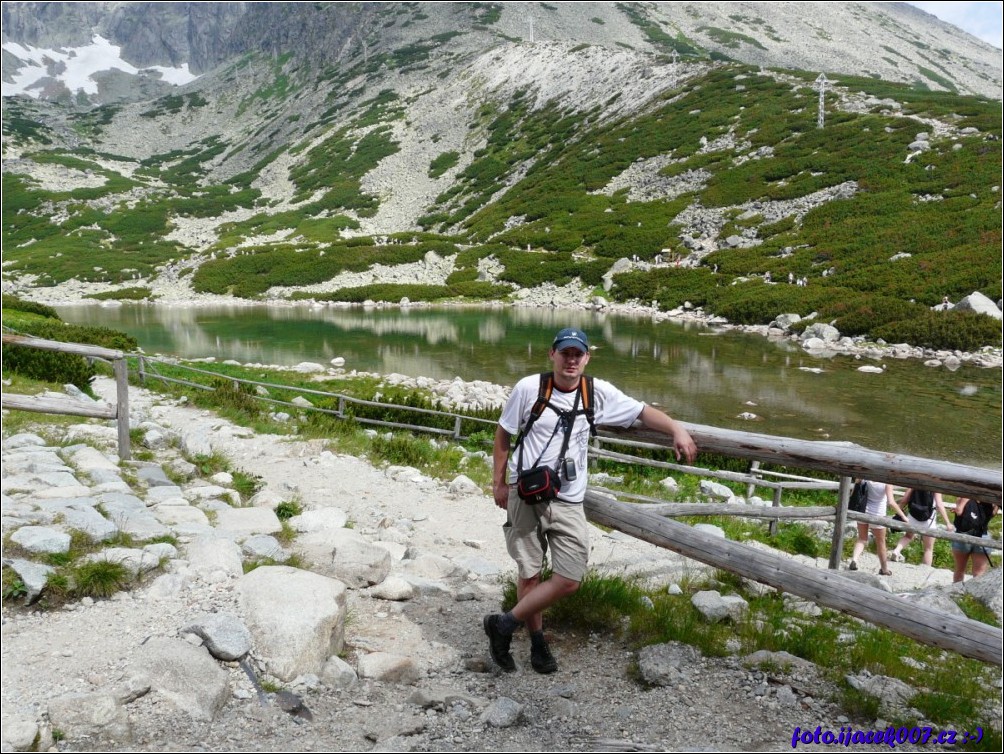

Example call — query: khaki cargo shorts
[503,486,589,582]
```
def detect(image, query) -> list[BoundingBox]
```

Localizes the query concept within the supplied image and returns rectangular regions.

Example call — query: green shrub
[873,311,1002,350]
[274,501,304,521]
[428,150,460,178]
[1,344,95,390]
[1,295,59,319]
[611,268,715,309]
[84,287,154,301]
[4,319,138,351]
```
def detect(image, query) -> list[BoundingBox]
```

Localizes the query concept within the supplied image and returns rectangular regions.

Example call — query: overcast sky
[908,1,1003,49]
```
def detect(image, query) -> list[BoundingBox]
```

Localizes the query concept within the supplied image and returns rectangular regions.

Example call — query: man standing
[484,327,698,673]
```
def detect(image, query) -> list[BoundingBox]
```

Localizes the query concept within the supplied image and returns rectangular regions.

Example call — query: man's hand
[493,479,509,510]
[493,425,512,509]
[673,427,698,464]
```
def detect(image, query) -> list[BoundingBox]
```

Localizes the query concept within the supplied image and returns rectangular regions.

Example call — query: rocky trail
[1,376,999,752]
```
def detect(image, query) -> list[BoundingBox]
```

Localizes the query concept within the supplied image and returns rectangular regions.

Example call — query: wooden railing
[585,492,1001,665]
[589,425,1002,665]
[1,334,131,460]
[136,355,496,439]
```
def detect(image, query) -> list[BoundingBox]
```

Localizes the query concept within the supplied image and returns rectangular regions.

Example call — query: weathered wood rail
[608,493,1002,550]
[584,493,1002,665]
[598,424,1002,569]
[1,334,131,459]
[137,356,496,439]
[600,424,1002,504]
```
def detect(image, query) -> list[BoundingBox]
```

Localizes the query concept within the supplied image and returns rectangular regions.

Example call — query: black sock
[498,611,521,635]
[530,630,547,648]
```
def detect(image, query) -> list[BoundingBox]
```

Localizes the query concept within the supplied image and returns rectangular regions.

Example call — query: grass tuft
[72,560,130,598]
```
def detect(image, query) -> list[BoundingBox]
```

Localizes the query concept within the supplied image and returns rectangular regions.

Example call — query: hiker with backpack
[848,480,907,575]
[889,488,952,566]
[951,498,999,582]
[485,327,697,674]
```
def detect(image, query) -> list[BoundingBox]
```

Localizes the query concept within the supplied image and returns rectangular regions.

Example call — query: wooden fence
[136,355,497,440]
[585,493,1001,665]
[1,334,132,460]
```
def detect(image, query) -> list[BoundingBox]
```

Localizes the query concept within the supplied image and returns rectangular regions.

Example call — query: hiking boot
[530,640,558,674]
[848,560,858,571]
[483,614,515,672]
[889,551,905,563]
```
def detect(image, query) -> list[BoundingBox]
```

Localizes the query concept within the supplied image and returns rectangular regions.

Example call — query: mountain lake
[54,303,1002,470]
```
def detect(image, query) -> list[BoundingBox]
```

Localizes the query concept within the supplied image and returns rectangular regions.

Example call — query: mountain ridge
[2,2,1001,351]
[3,2,1001,103]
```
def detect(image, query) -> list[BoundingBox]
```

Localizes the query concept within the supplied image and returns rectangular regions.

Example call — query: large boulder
[954,291,1002,319]
[237,566,348,682]
[637,641,702,687]
[137,638,230,721]
[185,536,243,578]
[955,567,1003,625]
[769,313,802,331]
[212,507,282,537]
[182,612,253,661]
[691,590,749,623]
[47,693,131,744]
[10,526,70,554]
[801,323,840,342]
[356,652,421,684]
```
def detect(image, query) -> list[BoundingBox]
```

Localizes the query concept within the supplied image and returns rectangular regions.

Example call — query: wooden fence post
[769,486,783,536]
[829,476,851,569]
[112,357,131,461]
[746,460,761,500]
[137,355,146,386]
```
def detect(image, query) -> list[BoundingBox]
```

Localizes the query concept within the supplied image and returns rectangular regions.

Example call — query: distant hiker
[848,480,907,575]
[485,328,697,674]
[889,489,952,565]
[951,498,998,582]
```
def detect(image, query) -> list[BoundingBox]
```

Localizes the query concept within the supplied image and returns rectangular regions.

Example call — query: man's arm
[492,425,512,510]
[638,405,698,463]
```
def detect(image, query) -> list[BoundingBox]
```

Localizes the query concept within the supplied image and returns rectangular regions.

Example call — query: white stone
[238,566,347,682]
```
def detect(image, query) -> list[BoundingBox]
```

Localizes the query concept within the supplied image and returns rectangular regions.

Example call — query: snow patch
[2,35,198,99]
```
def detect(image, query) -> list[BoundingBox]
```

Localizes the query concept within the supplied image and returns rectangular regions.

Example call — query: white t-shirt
[863,480,889,516]
[499,374,645,502]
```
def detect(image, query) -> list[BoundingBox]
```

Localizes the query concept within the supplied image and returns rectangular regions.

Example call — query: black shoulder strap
[513,373,555,453]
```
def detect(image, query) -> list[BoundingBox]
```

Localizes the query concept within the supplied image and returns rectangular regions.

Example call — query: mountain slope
[2,2,1001,350]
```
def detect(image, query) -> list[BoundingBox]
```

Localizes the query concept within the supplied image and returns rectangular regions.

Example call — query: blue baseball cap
[552,327,590,353]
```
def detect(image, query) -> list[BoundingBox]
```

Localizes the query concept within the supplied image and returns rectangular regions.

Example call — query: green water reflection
[55,303,1002,468]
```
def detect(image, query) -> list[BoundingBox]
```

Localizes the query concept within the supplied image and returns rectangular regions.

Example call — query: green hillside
[2,60,1000,351]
